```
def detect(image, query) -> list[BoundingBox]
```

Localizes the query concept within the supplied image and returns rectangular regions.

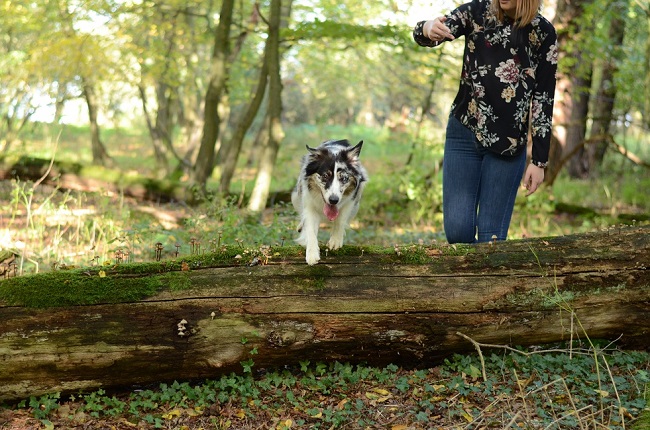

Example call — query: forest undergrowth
[1,343,649,429]
[1,126,649,429]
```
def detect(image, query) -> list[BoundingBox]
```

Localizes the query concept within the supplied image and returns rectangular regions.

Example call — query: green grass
[1,122,648,275]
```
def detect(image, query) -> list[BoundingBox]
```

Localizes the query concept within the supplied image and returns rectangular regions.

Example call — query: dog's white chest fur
[291,139,368,265]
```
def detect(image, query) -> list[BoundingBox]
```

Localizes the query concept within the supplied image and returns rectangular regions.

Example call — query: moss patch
[0,270,164,308]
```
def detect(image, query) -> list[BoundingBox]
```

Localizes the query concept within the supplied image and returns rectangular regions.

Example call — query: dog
[291,139,368,265]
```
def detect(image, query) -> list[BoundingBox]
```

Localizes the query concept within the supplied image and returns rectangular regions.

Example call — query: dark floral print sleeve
[413,0,558,168]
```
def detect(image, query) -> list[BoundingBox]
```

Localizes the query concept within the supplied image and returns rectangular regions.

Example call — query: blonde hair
[491,0,541,27]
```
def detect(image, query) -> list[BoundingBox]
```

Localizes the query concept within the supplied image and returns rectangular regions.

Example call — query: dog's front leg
[301,215,321,265]
[327,218,346,251]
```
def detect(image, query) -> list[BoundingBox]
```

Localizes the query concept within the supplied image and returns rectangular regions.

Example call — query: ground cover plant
[1,344,648,429]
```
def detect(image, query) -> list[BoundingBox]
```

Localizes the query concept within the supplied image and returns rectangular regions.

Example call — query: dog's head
[304,140,365,221]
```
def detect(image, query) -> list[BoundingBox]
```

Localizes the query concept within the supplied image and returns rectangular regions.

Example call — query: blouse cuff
[531,159,548,169]
[413,21,437,47]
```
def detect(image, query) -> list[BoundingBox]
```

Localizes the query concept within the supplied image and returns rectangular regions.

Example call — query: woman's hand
[523,164,544,196]
[423,17,455,42]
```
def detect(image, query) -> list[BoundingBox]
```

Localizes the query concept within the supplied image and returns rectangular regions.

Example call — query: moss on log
[0,225,648,402]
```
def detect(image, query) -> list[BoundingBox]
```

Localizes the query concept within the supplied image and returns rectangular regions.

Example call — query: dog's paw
[305,248,321,265]
[327,236,344,251]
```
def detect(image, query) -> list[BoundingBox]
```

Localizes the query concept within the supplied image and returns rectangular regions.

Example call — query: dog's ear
[306,145,319,154]
[347,140,363,160]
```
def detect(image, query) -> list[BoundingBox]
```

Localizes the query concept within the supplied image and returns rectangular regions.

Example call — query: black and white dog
[291,139,368,265]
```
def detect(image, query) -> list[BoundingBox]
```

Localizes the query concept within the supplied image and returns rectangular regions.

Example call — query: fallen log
[0,156,191,203]
[0,225,648,402]
[0,156,293,206]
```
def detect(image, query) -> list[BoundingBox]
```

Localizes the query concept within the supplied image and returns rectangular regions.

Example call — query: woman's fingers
[433,17,454,40]
[523,165,544,196]
[425,17,454,41]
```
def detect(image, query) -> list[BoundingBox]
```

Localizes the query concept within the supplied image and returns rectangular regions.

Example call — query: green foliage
[24,392,60,420]
[286,20,408,45]
[11,348,649,428]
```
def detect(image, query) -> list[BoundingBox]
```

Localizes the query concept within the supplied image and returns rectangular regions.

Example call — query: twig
[609,137,650,168]
[512,368,533,421]
[600,354,626,429]
[455,331,596,358]
[560,377,588,430]
[455,332,487,381]
[503,411,522,429]
[543,404,595,430]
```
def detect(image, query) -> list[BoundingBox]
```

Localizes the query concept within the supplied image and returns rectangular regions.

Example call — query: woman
[413,0,558,243]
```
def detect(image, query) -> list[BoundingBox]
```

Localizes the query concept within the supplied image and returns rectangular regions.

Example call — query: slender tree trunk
[248,0,287,212]
[139,84,171,175]
[53,82,68,125]
[176,75,206,175]
[246,114,270,168]
[644,9,650,128]
[82,80,112,167]
[192,0,235,189]
[218,6,267,193]
[565,71,592,178]
[219,60,269,193]
[0,96,33,154]
[407,52,442,166]
[549,0,591,180]
[589,7,626,168]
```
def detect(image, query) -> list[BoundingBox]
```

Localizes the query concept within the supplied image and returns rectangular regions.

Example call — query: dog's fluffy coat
[291,139,368,265]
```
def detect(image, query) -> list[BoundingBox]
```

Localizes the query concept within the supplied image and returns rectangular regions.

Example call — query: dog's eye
[321,171,331,181]
[339,172,349,184]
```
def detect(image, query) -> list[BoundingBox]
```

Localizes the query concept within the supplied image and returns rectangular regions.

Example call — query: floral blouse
[413,0,558,168]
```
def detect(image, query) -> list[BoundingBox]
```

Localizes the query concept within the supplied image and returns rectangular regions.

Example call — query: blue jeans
[442,115,526,243]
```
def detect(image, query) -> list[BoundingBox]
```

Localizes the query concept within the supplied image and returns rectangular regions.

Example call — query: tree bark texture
[588,8,626,167]
[82,80,112,167]
[0,226,648,402]
[248,0,290,212]
[192,0,234,188]
[218,38,269,193]
[550,0,591,180]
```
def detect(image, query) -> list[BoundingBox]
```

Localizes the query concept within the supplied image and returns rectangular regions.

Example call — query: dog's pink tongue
[324,204,339,221]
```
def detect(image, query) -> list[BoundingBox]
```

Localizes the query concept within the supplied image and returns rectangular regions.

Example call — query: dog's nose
[328,195,339,205]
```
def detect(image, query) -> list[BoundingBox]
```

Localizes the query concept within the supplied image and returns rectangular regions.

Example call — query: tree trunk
[640,7,650,128]
[248,0,289,212]
[139,84,171,175]
[407,49,443,167]
[549,0,591,180]
[588,8,626,168]
[0,226,648,402]
[214,6,261,187]
[82,80,112,167]
[219,46,269,192]
[192,0,235,189]
[565,72,592,178]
